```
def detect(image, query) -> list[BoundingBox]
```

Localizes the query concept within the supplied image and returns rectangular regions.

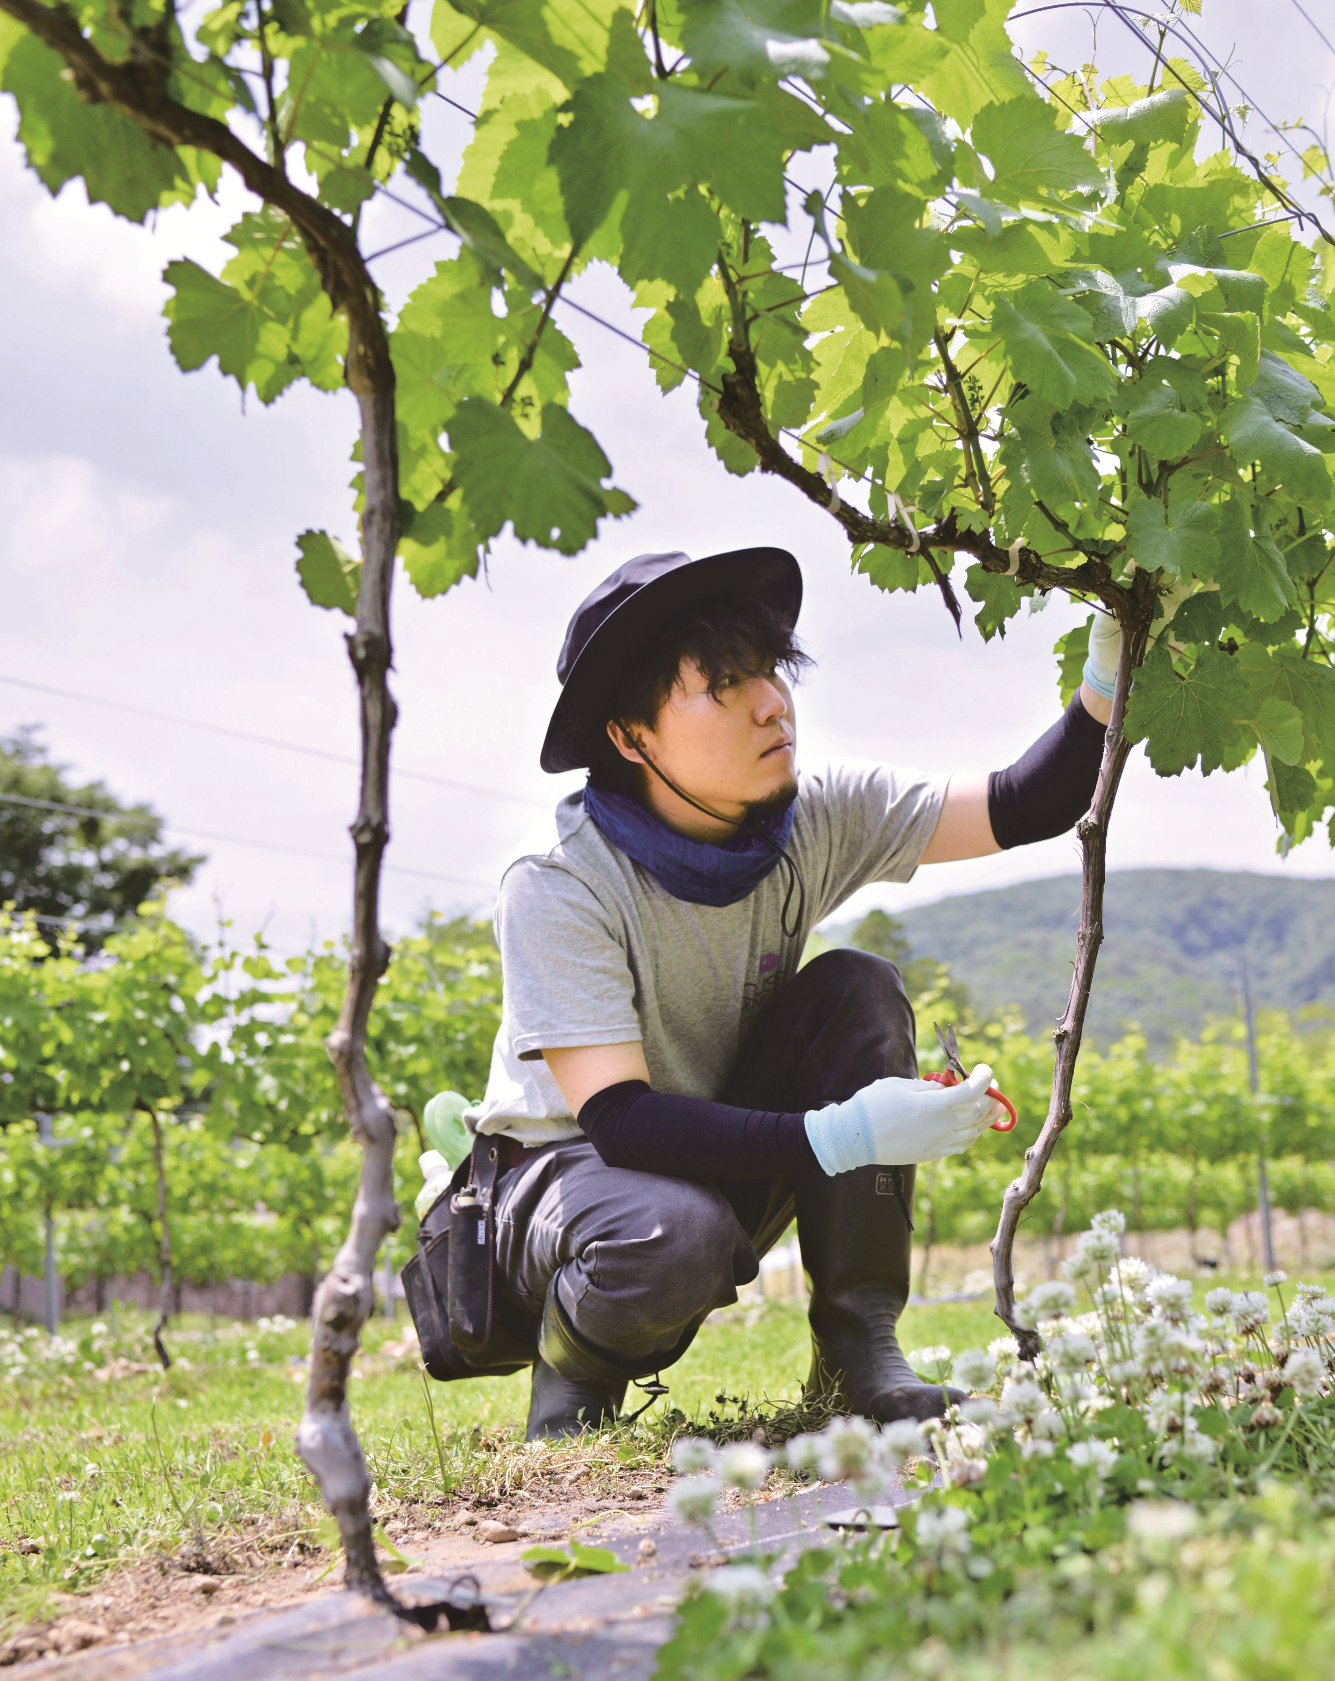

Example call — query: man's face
[626,657,798,817]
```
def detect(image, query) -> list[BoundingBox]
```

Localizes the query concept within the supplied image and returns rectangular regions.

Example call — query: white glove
[1083,611,1121,700]
[805,1064,1007,1175]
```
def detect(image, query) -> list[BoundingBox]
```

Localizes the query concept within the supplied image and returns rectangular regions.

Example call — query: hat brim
[540,547,803,774]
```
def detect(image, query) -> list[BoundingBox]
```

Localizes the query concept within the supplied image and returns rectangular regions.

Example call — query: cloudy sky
[2,0,1332,959]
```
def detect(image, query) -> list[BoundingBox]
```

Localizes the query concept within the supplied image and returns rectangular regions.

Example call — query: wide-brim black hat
[541,547,803,774]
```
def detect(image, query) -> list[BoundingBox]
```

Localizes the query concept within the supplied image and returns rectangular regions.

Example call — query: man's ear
[607,720,645,765]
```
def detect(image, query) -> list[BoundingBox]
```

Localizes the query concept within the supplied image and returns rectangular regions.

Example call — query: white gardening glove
[1083,611,1121,701]
[805,1064,1007,1175]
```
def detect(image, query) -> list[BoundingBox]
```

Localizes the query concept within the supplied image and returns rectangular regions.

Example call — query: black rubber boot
[525,1289,629,1440]
[799,1162,966,1423]
[526,1357,627,1440]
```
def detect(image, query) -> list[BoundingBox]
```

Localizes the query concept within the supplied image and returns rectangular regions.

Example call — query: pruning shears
[923,1022,1017,1132]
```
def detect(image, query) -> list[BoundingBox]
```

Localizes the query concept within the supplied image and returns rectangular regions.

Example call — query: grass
[4,1261,1332,1635]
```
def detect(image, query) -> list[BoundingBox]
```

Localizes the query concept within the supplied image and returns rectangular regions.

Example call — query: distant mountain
[854,870,1335,1050]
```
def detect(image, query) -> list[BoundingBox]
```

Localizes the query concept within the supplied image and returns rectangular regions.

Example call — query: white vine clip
[890,491,920,553]
[1005,538,1023,576]
[817,450,841,517]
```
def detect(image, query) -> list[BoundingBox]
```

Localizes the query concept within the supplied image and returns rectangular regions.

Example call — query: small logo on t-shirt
[758,952,780,975]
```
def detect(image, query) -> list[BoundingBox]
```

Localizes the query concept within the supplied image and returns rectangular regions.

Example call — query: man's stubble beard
[743,774,799,824]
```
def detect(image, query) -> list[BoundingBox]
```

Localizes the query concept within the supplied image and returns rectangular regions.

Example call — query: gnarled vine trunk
[292,361,403,1604]
[989,597,1154,1356]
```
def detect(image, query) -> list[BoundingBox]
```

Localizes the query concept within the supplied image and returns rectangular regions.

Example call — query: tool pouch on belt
[403,1143,537,1381]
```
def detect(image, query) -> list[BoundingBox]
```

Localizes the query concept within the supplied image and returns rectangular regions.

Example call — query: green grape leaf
[295,531,361,615]
[1264,755,1319,828]
[1167,590,1226,648]
[1212,497,1301,621]
[1247,696,1305,766]
[1095,87,1191,145]
[678,0,879,88]
[397,502,480,599]
[876,0,1027,128]
[971,98,1104,201]
[163,260,299,403]
[1250,349,1323,425]
[837,100,952,192]
[991,284,1111,409]
[1124,643,1252,776]
[1220,395,1332,502]
[1123,378,1204,460]
[1124,499,1220,580]
[964,565,1021,641]
[3,31,207,221]
[405,151,545,289]
[1009,404,1101,508]
[449,400,636,554]
[549,73,785,245]
[1055,616,1093,706]
[1239,645,1335,763]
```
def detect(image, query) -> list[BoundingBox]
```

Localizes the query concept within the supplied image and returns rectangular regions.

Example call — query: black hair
[586,597,812,795]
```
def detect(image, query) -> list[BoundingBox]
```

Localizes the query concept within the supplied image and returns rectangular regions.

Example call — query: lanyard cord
[622,734,807,940]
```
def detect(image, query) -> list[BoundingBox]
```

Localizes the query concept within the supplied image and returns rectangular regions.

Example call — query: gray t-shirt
[466,760,947,1146]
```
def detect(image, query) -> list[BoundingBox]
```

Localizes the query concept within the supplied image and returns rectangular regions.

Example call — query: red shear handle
[921,1068,1018,1132]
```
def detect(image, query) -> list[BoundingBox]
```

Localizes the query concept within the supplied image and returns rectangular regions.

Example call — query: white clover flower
[1204,1287,1235,1315]
[1166,1427,1216,1465]
[1110,1255,1150,1290]
[1127,1500,1198,1542]
[1146,1390,1195,1436]
[82,1462,100,1479]
[705,1563,774,1617]
[1067,1438,1118,1478]
[1031,1408,1067,1441]
[784,1434,821,1476]
[717,1442,770,1491]
[1263,1270,1288,1288]
[1091,1210,1127,1236]
[1295,1282,1326,1301]
[1046,1331,1097,1373]
[1026,1281,1077,1319]
[668,1476,721,1527]
[959,1398,997,1426]
[1135,1319,1204,1377]
[1075,1228,1120,1268]
[908,1345,953,1383]
[915,1505,971,1554]
[988,1335,1021,1370]
[1020,1438,1054,1460]
[56,1491,79,1505]
[671,1438,718,1475]
[90,1322,108,1338]
[1145,1276,1194,1321]
[952,1348,997,1393]
[245,1347,260,1363]
[879,1418,929,1469]
[1283,1346,1325,1398]
[999,1374,1045,1421]
[815,1416,877,1482]
[1062,1251,1099,1285]
[1229,1291,1270,1335]
[1286,1303,1335,1341]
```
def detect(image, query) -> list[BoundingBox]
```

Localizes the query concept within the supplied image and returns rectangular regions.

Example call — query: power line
[0,673,546,810]
[0,792,495,893]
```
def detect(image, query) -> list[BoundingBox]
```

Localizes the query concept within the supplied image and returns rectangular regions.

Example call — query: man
[464,547,1118,1439]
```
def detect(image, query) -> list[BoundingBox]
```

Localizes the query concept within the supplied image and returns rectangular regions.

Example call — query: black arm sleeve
[987,694,1107,851]
[577,1080,820,1181]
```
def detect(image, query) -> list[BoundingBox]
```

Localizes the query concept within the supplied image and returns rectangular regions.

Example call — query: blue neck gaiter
[581,781,796,908]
